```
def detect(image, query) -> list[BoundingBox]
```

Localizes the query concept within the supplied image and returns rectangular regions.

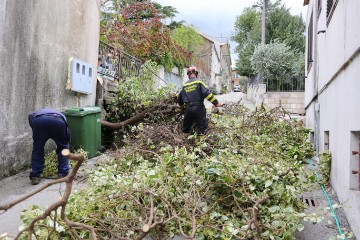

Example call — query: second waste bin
[63,106,102,158]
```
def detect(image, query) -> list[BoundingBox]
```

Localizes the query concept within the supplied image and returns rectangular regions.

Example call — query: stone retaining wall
[247,84,305,114]
[264,92,305,114]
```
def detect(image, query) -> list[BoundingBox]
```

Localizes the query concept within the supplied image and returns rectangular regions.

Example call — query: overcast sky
[154,0,308,63]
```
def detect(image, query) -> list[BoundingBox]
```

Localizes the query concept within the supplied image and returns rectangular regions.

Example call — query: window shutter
[327,0,339,25]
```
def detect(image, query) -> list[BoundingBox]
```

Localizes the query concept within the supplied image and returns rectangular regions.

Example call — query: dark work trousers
[182,104,207,135]
[29,116,70,178]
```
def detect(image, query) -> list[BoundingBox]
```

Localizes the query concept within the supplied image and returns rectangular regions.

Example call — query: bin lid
[63,106,102,116]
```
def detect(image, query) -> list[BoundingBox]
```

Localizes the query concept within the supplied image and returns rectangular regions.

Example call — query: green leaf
[147,170,156,176]
[221,215,229,221]
[283,206,294,213]
[265,180,273,188]
[296,224,304,231]
[332,203,339,209]
[269,205,280,213]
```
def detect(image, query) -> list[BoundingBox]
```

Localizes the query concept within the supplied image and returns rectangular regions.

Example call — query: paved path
[295,187,355,240]
[0,159,97,238]
[0,171,67,237]
[204,91,255,110]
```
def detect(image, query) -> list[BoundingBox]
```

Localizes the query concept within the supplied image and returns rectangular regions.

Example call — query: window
[310,131,315,145]
[232,72,239,79]
[327,0,339,25]
[324,131,329,150]
[350,131,360,190]
[307,13,313,71]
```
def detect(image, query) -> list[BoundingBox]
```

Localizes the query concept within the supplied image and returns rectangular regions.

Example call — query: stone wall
[247,84,305,114]
[263,92,305,114]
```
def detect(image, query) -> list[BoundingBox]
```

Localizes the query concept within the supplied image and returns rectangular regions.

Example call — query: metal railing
[98,41,169,85]
[266,77,305,92]
[98,40,143,81]
[249,75,305,92]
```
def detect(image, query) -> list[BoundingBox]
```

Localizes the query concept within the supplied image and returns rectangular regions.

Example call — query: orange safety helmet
[187,66,199,76]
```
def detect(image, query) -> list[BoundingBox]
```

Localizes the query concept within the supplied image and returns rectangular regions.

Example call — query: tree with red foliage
[102,2,191,71]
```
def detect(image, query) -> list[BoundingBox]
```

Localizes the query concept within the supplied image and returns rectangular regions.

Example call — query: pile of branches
[11,101,316,240]
[101,95,180,131]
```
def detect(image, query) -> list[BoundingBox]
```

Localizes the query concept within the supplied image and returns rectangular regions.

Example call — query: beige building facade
[0,0,100,179]
[195,33,232,93]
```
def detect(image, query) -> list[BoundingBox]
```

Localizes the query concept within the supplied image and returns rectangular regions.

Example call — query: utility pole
[261,0,268,44]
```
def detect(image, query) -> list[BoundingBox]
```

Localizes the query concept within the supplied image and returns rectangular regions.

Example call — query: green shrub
[318,151,331,185]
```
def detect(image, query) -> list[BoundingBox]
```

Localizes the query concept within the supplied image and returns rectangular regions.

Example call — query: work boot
[58,172,69,179]
[30,177,41,185]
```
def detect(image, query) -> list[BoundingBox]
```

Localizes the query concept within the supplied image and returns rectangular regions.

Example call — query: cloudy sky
[154,0,308,63]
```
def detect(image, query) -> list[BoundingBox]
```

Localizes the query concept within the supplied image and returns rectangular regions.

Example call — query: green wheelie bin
[63,106,102,158]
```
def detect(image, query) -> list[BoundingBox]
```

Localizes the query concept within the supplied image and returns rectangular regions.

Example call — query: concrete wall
[155,66,185,90]
[305,0,360,237]
[0,0,100,179]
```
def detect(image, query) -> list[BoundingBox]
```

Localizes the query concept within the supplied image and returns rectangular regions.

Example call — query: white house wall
[318,58,360,237]
[305,0,360,237]
[197,33,231,92]
[210,44,221,90]
[155,66,184,90]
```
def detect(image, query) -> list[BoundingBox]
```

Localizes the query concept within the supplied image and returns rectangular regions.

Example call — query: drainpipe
[313,3,320,155]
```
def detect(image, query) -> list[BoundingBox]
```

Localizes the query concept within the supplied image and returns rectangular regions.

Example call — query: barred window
[327,0,339,25]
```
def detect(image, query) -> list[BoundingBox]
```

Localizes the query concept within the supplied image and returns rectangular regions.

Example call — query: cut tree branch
[0,149,99,240]
[101,104,180,130]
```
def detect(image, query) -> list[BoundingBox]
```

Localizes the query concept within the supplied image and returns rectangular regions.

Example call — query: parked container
[63,107,101,158]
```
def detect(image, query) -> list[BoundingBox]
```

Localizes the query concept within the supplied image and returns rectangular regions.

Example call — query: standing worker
[178,66,222,136]
[28,108,71,185]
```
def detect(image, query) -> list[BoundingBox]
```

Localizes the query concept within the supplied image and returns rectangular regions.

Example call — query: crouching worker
[28,108,71,185]
[178,66,222,136]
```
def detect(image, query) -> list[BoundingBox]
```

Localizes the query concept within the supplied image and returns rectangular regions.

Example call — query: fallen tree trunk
[101,103,181,130]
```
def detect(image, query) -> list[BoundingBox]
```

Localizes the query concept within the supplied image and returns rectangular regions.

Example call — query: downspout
[313,4,320,155]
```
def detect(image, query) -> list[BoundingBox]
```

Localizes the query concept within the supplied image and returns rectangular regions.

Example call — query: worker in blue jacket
[178,66,222,135]
[28,108,71,185]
